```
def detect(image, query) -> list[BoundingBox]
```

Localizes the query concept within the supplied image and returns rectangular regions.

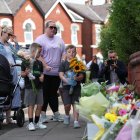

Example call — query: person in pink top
[35,20,66,122]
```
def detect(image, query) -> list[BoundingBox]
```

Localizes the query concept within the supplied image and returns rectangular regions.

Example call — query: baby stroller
[0,54,25,129]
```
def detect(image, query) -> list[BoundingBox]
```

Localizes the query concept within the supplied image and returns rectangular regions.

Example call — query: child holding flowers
[59,44,86,128]
[21,43,47,131]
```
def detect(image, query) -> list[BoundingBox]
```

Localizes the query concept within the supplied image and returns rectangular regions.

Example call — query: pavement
[0,97,87,140]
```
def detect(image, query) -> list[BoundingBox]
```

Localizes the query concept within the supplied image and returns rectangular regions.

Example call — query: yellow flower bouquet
[69,57,86,73]
[66,57,86,95]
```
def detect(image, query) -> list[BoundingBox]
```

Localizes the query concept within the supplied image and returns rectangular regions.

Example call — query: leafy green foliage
[99,0,140,63]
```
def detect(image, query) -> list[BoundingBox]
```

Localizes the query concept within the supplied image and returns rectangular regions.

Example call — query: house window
[24,23,33,43]
[0,18,12,26]
[95,24,101,46]
[56,26,61,37]
[71,24,79,45]
[23,19,36,44]
[55,21,64,38]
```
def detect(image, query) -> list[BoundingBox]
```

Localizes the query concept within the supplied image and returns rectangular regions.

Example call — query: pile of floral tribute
[76,81,140,140]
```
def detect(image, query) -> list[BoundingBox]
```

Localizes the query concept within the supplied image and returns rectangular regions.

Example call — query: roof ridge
[87,6,103,21]
[3,0,12,14]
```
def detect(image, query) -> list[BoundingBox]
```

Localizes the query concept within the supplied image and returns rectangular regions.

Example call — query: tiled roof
[34,0,56,14]
[0,0,12,14]
[65,3,103,23]
[0,0,109,24]
[89,3,111,21]
[5,0,25,15]
[1,0,44,16]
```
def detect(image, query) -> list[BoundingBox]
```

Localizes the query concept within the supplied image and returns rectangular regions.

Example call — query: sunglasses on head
[48,26,57,30]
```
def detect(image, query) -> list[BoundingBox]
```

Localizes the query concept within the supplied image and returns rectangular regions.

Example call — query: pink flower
[119,109,127,116]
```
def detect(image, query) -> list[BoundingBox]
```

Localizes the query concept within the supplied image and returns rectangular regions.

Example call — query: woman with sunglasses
[35,20,66,123]
[103,50,128,85]
[0,25,21,124]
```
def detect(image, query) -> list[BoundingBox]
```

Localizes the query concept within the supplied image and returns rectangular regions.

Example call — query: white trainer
[52,112,63,122]
[40,114,48,123]
[35,122,47,129]
[73,121,80,129]
[27,122,36,131]
[63,115,70,125]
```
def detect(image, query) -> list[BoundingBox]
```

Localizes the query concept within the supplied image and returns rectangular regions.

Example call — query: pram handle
[11,64,21,67]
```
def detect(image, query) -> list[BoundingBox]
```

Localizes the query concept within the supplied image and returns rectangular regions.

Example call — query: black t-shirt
[21,59,43,89]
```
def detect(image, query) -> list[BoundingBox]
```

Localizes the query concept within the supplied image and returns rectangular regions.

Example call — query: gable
[0,0,12,14]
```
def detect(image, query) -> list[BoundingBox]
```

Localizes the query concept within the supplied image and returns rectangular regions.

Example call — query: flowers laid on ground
[78,81,140,140]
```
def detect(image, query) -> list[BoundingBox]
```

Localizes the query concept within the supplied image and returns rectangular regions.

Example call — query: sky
[62,0,85,4]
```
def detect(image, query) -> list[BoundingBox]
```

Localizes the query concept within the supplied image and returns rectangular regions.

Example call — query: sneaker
[35,122,47,129]
[52,112,63,122]
[40,114,48,123]
[63,115,70,125]
[6,118,13,124]
[73,121,80,129]
[27,122,36,131]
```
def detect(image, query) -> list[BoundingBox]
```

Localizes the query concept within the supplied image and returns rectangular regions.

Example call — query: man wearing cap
[0,25,21,123]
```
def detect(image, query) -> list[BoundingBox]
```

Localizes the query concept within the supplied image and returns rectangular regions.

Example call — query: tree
[99,0,140,63]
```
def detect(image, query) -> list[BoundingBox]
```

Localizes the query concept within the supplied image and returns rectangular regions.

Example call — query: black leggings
[42,75,61,113]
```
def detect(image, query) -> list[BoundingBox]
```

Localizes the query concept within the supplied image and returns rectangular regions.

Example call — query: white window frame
[0,18,12,26]
[71,24,79,45]
[55,21,64,38]
[24,23,33,44]
[23,19,36,44]
[95,24,101,46]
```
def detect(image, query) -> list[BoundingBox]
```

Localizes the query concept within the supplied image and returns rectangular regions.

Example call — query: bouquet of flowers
[66,57,86,95]
[12,49,39,93]
[17,50,35,80]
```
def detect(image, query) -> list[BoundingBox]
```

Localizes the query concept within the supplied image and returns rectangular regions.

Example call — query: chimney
[105,0,112,4]
[85,0,92,5]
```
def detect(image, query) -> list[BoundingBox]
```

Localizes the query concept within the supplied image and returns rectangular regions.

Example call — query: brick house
[65,1,110,62]
[0,0,110,61]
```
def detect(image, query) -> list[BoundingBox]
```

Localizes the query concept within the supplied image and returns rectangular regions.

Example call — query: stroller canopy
[0,54,12,82]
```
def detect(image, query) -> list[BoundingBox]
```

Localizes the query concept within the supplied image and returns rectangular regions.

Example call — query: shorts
[24,89,43,106]
[62,86,81,105]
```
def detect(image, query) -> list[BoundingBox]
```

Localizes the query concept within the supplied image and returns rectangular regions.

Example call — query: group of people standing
[84,50,127,85]
[0,20,128,131]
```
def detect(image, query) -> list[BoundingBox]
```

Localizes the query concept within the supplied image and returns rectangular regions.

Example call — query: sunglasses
[4,32,13,36]
[110,56,115,59]
[48,26,57,30]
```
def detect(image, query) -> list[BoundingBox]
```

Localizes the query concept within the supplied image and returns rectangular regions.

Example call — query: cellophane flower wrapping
[64,70,77,86]
[76,92,110,120]
[115,119,132,140]
[101,119,124,140]
[106,84,120,94]
[131,110,140,140]
[115,110,140,140]
[85,70,91,83]
[91,114,111,140]
[81,82,100,97]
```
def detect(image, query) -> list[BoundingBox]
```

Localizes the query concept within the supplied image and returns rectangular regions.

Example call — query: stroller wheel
[16,108,25,127]
[0,121,2,129]
[0,119,3,130]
